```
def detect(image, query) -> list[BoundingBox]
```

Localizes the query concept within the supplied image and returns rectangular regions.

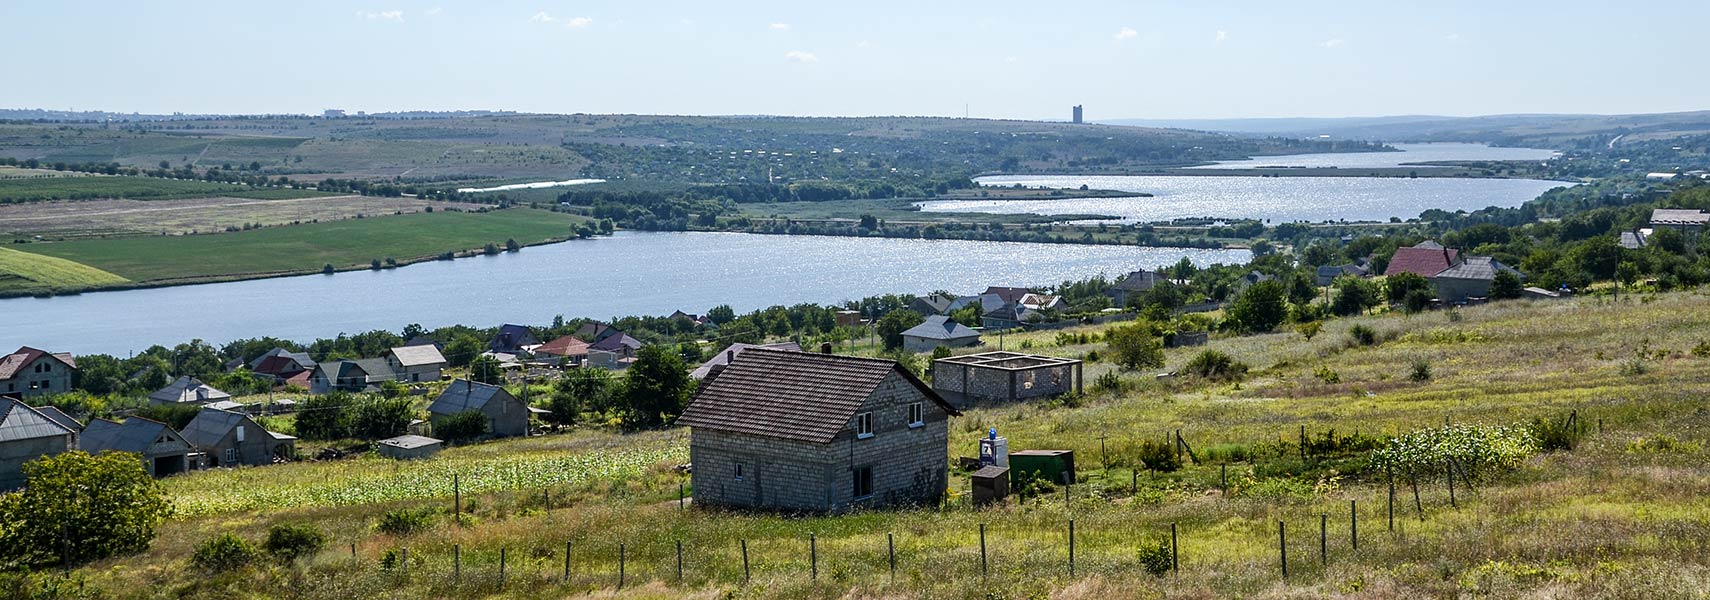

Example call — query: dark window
[855,412,873,438]
[734,463,744,480]
[853,466,874,499]
[908,402,924,426]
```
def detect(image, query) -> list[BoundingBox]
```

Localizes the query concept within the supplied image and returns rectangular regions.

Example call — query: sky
[2,1,1704,120]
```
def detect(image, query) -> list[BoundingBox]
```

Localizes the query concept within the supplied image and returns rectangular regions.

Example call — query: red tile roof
[0,347,73,381]
[535,335,591,357]
[1384,246,1459,278]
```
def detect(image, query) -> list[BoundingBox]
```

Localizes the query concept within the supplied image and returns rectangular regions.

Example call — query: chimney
[726,350,734,363]
[820,342,833,355]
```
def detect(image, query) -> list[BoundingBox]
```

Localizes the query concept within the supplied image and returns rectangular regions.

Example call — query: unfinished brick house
[678,348,959,512]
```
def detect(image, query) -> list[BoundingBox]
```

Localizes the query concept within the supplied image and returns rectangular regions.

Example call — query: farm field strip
[0,195,488,237]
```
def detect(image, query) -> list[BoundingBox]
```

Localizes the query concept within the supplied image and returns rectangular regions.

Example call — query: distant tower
[1072,105,1084,124]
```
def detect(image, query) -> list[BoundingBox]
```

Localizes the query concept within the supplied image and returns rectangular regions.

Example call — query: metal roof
[1432,256,1521,282]
[429,379,518,415]
[0,398,75,443]
[180,407,255,448]
[79,417,181,454]
[901,316,981,341]
[34,405,80,433]
[148,376,232,404]
[387,345,447,367]
[678,348,957,444]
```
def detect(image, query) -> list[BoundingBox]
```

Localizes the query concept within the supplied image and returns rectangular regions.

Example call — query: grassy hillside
[0,245,128,294]
[0,175,272,202]
[8,208,586,290]
[60,291,1710,599]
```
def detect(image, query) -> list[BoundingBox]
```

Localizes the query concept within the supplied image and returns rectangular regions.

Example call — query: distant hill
[1103,111,1710,147]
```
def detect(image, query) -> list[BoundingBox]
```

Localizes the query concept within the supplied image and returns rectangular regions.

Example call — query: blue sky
[3,1,1702,119]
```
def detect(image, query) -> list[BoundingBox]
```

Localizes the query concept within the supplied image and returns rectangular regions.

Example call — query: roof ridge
[739,347,898,366]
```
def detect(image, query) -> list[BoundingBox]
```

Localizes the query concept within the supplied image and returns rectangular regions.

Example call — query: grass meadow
[4,208,587,292]
[52,290,1710,599]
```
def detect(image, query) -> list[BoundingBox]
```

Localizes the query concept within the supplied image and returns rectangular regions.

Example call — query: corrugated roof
[387,345,446,367]
[429,379,516,415]
[589,333,642,353]
[79,417,178,454]
[901,316,981,341]
[1432,256,1521,282]
[678,348,957,444]
[0,398,75,443]
[689,342,803,379]
[34,405,80,432]
[1651,208,1710,226]
[180,407,251,448]
[147,376,232,404]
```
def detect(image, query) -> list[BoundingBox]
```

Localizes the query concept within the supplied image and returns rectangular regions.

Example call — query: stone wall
[931,362,1076,407]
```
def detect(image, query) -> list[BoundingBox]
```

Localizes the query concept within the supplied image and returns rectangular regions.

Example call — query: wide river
[4,233,1248,356]
[923,143,1571,224]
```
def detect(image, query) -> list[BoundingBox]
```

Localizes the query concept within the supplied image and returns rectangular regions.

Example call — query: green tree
[0,451,172,567]
[1106,322,1164,370]
[874,309,925,350]
[294,393,355,440]
[445,334,483,368]
[1331,277,1382,317]
[618,346,692,428]
[1490,270,1524,300]
[1226,280,1288,333]
[349,396,412,439]
[1383,272,1431,305]
[706,304,736,325]
[435,411,489,443]
[263,523,326,563]
[468,355,504,385]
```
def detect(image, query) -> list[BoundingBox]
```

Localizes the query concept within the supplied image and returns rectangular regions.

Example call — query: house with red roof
[1384,240,1461,278]
[0,347,76,399]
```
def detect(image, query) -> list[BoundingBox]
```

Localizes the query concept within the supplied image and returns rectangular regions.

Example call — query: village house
[930,351,1084,408]
[835,310,864,328]
[1316,260,1372,286]
[78,417,194,477]
[589,332,643,359]
[0,398,76,490]
[1108,269,1168,307]
[429,379,531,440]
[981,303,1041,330]
[678,348,959,512]
[0,346,77,400]
[248,348,316,384]
[1384,240,1461,278]
[1650,208,1709,233]
[981,286,1033,305]
[489,323,542,354]
[1018,293,1068,312]
[534,335,593,366]
[1619,229,1648,250]
[384,345,447,383]
[690,342,803,380]
[670,310,707,326]
[180,407,295,467]
[908,293,957,316]
[1431,256,1523,304]
[575,322,621,343]
[900,316,982,353]
[946,293,1008,316]
[147,375,232,406]
[308,358,396,393]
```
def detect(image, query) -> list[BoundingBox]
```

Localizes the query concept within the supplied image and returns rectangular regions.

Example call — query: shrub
[1182,350,1248,381]
[1106,322,1164,370]
[1092,370,1125,393]
[1370,424,1538,482]
[1136,439,1181,473]
[0,451,171,567]
[1692,341,1710,358]
[376,507,437,536]
[1348,324,1377,346]
[1296,321,1322,341]
[435,410,489,444]
[1136,539,1172,576]
[263,524,326,562]
[1313,365,1340,384]
[191,533,259,573]
[1529,413,1590,452]
[1409,359,1432,382]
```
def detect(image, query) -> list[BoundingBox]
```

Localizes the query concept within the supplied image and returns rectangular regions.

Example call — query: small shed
[376,435,443,460]
[1009,450,1075,488]
[970,465,1010,506]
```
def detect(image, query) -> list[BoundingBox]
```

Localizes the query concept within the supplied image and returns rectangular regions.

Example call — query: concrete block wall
[0,435,71,490]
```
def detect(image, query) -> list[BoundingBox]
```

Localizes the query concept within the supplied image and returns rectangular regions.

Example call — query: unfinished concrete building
[930,352,1083,408]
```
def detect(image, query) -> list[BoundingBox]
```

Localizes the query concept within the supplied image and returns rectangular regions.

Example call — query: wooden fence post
[888,533,896,581]
[1410,469,1424,520]
[454,474,460,526]
[453,544,460,583]
[1446,460,1458,509]
[679,483,685,510]
[810,533,817,580]
[1278,521,1288,579]
[619,543,626,589]
[1387,470,1395,532]
[1350,500,1358,550]
[400,547,408,576]
[677,540,684,583]
[499,548,506,589]
[741,539,750,583]
[1221,463,1228,493]
[979,523,988,575]
[1170,522,1179,573]
[1068,519,1076,577]
[563,540,572,583]
[1319,514,1327,566]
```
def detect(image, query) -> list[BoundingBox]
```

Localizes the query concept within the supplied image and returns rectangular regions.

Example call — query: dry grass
[53,291,1710,598]
[0,195,489,238]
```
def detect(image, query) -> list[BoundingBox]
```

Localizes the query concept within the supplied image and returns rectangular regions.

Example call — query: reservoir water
[1185,143,1559,170]
[4,232,1249,355]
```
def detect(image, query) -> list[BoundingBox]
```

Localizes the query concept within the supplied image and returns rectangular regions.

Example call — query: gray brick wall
[931,362,1075,407]
[690,372,948,512]
[0,435,72,490]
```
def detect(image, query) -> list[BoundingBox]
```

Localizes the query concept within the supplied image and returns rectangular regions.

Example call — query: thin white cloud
[1215,30,1228,44]
[356,10,404,22]
[680,19,696,26]
[1005,56,1018,63]
[1114,27,1138,40]
[565,16,593,28]
[426,7,442,16]
[1319,38,1346,48]
[784,50,818,63]
[769,22,791,31]
[1445,33,1462,42]
[529,11,555,23]
[856,40,871,48]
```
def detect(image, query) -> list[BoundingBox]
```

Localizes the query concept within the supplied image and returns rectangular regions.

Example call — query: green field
[0,245,128,294]
[9,208,586,290]
[0,175,264,202]
[57,291,1710,599]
